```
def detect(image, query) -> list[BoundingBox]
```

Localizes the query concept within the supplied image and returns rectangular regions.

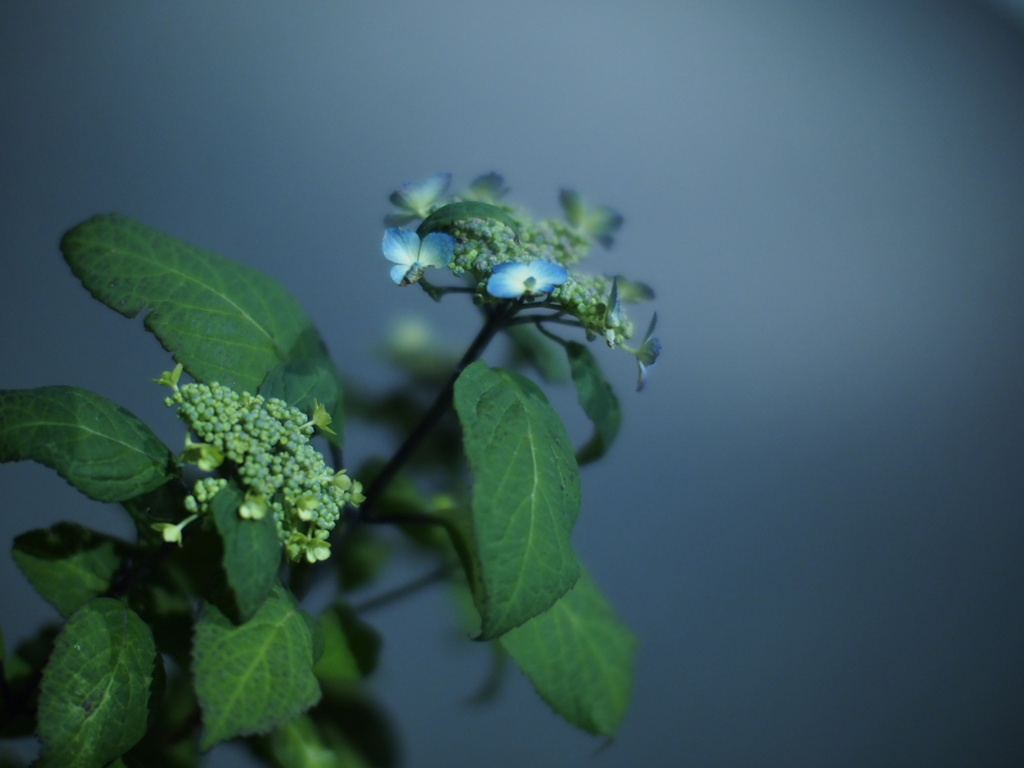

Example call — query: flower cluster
[155,365,363,563]
[380,172,662,388]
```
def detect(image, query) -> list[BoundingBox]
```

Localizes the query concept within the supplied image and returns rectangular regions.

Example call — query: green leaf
[209,482,281,624]
[12,523,129,617]
[259,357,344,445]
[192,583,322,750]
[0,386,175,502]
[453,361,581,639]
[313,603,381,695]
[61,214,333,395]
[499,569,637,736]
[565,342,622,465]
[416,201,520,242]
[120,479,190,542]
[37,598,158,768]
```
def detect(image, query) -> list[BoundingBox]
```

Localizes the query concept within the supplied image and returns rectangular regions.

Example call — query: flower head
[382,228,455,285]
[486,260,570,299]
[635,313,662,391]
[386,173,451,224]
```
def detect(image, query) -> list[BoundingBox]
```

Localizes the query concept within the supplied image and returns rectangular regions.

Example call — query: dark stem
[357,301,517,521]
[351,563,451,615]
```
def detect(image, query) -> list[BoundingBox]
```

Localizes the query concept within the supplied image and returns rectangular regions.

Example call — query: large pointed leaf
[61,214,333,396]
[192,583,322,750]
[499,569,637,736]
[453,361,581,639]
[0,386,174,502]
[37,598,158,768]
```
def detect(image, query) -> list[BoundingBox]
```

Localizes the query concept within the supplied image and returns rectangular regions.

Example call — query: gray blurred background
[2,2,1023,766]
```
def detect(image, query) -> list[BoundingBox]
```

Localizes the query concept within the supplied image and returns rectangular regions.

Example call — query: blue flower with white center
[486,260,570,299]
[386,173,451,225]
[635,312,662,391]
[382,227,456,285]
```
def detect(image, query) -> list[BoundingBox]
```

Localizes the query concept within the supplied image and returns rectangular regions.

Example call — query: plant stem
[357,302,516,521]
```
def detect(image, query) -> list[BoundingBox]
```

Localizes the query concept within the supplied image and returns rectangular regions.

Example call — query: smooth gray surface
[2,2,1023,766]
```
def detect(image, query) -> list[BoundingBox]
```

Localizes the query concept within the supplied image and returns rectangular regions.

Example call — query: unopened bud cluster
[165,379,363,563]
[447,212,634,345]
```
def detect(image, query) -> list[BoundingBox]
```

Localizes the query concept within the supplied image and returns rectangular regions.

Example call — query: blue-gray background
[2,2,1023,766]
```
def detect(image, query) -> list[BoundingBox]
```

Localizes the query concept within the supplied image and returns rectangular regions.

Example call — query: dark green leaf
[0,386,174,502]
[565,342,622,465]
[12,523,129,617]
[500,569,637,736]
[453,361,581,639]
[192,583,322,750]
[37,598,158,768]
[0,625,59,739]
[62,214,332,395]
[259,357,344,446]
[416,201,520,242]
[209,482,281,624]
[120,479,190,542]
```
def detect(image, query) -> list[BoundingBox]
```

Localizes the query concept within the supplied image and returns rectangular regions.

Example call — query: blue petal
[486,261,569,299]
[389,173,452,216]
[466,172,509,202]
[390,263,414,285]
[559,189,623,248]
[529,261,570,291]
[418,232,456,269]
[486,262,531,298]
[382,228,421,266]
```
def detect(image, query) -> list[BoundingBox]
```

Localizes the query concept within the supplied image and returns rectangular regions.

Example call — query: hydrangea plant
[0,172,660,766]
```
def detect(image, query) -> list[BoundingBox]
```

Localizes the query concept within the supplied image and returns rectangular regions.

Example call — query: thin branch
[357,302,516,520]
[351,564,451,615]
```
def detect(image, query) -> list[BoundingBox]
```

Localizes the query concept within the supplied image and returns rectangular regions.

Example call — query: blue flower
[635,312,662,391]
[559,189,624,248]
[382,228,455,285]
[464,172,509,203]
[486,260,570,299]
[386,173,451,225]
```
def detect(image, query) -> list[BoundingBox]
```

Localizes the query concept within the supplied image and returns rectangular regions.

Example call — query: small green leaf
[37,598,158,768]
[13,523,129,617]
[209,482,281,624]
[259,357,344,445]
[565,342,622,465]
[0,386,174,502]
[193,583,322,750]
[416,201,520,242]
[500,569,637,736]
[453,361,581,639]
[62,214,332,394]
